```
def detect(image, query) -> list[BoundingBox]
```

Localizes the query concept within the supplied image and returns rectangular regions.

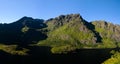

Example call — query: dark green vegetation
[0,14,120,64]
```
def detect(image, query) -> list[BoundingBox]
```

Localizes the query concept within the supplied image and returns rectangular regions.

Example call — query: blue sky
[0,0,120,24]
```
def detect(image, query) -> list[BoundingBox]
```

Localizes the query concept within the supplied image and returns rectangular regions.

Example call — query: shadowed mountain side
[0,16,47,45]
[20,29,47,46]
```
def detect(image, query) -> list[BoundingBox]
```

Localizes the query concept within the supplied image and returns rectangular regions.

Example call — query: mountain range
[1,14,120,64]
[0,14,120,54]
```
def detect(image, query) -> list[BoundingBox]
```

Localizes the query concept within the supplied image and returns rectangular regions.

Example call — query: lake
[0,46,115,64]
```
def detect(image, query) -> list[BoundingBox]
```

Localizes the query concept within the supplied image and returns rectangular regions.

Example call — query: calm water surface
[0,46,115,64]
